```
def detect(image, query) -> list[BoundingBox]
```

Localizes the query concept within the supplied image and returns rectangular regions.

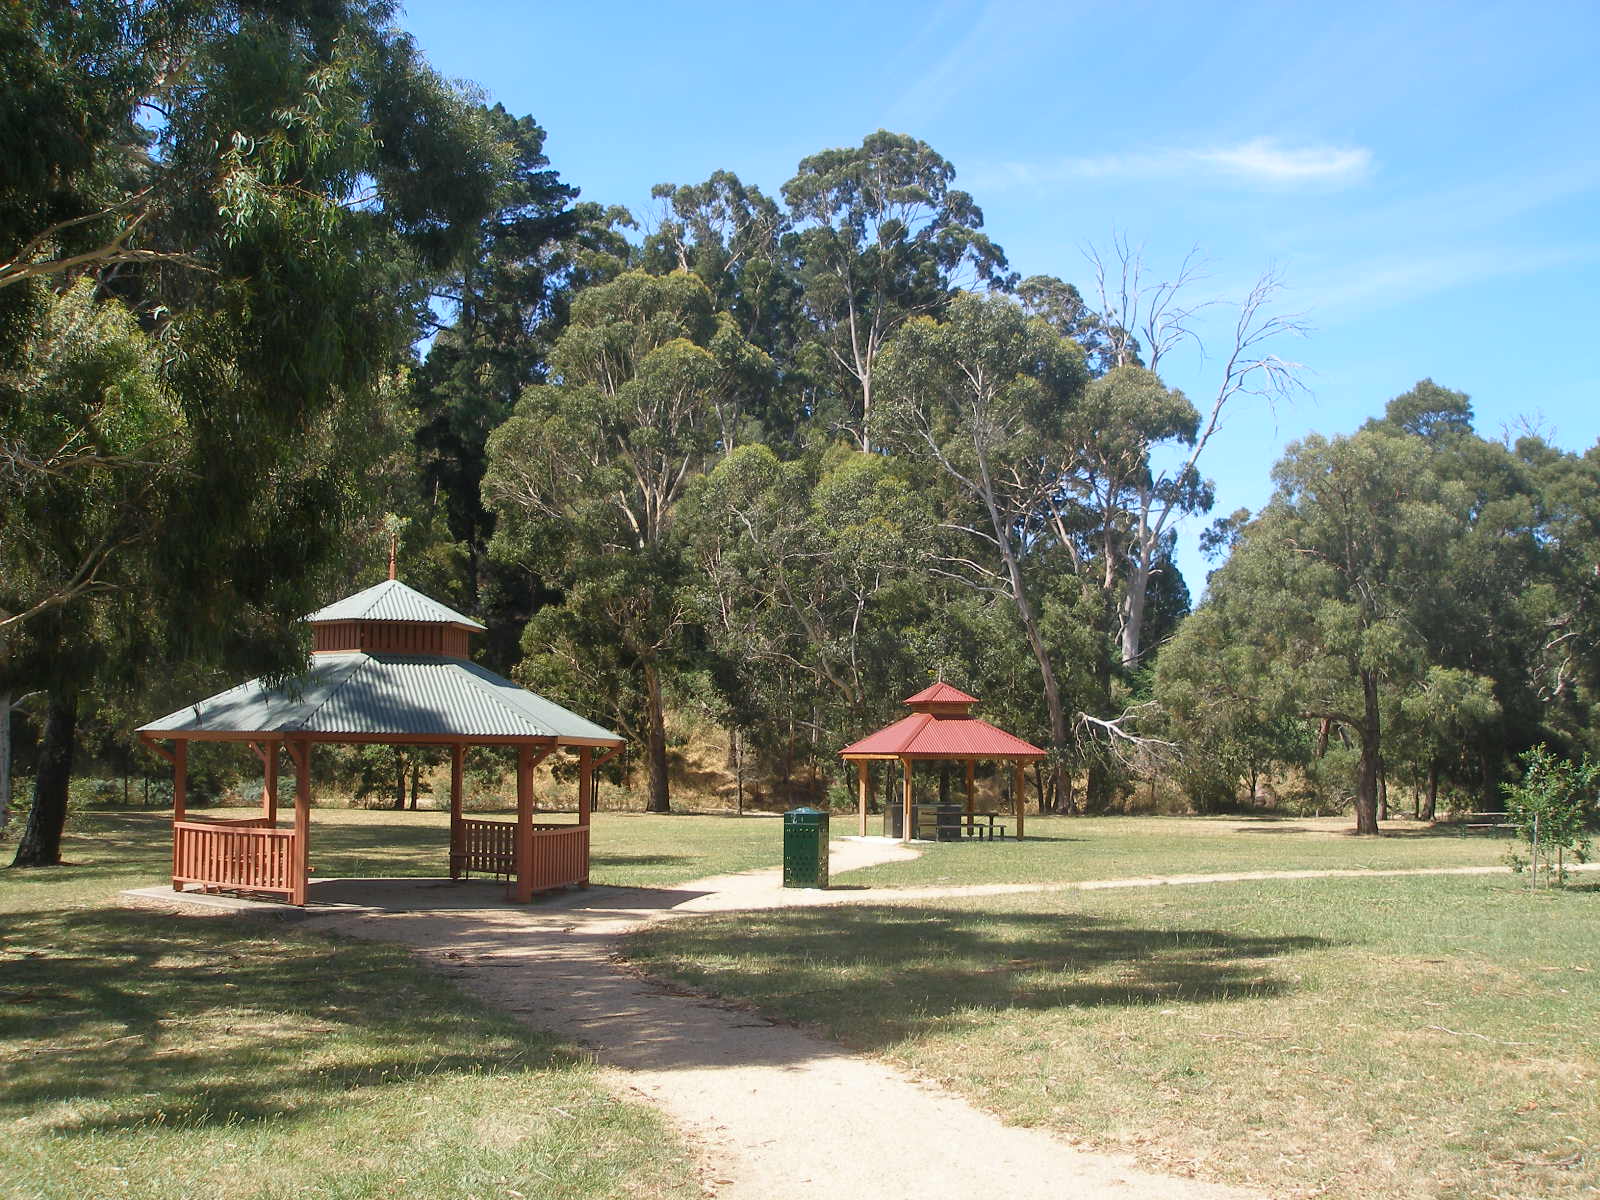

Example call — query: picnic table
[911,804,1007,841]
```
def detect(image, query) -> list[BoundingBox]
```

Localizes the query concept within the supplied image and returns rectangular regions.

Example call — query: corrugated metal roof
[903,682,978,709]
[306,579,486,630]
[839,712,1045,759]
[138,652,620,743]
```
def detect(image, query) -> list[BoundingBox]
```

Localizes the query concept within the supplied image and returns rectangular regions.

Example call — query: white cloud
[973,138,1373,190]
[1196,139,1372,182]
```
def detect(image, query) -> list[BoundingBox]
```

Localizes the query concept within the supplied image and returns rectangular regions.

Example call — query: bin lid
[784,806,827,818]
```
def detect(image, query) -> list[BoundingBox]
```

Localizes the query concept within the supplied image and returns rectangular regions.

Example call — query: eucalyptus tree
[412,105,629,619]
[782,131,1012,452]
[1158,425,1481,833]
[1521,437,1600,755]
[483,270,771,812]
[876,291,1092,806]
[3,0,503,866]
[642,172,805,449]
[1073,241,1309,667]
[681,444,935,770]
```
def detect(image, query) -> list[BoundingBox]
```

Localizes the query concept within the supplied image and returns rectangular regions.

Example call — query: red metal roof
[840,685,1046,760]
[903,681,979,708]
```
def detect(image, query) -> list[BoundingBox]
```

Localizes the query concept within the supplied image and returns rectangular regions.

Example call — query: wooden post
[449,744,465,880]
[1013,761,1026,840]
[289,741,311,905]
[578,746,593,826]
[577,745,593,887]
[262,740,279,823]
[964,759,975,815]
[514,744,534,903]
[856,760,869,837]
[171,740,188,890]
[173,739,188,822]
[900,757,913,843]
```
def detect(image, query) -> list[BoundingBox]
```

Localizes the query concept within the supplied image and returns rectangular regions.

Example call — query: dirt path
[670,855,1600,914]
[131,846,1594,1198]
[307,839,1259,1200]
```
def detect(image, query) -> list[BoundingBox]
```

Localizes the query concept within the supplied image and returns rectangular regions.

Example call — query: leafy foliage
[1502,744,1597,880]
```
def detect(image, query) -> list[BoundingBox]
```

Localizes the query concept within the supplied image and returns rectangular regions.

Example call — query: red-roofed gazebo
[839,684,1045,842]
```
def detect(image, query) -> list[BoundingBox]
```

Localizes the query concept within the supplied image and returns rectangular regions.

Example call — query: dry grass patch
[0,819,702,1200]
[840,814,1517,888]
[626,874,1599,1199]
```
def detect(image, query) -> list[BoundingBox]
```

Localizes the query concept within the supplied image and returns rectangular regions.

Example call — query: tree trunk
[1051,766,1076,814]
[408,761,420,811]
[392,748,406,810]
[1119,557,1152,668]
[1084,759,1115,814]
[1377,756,1389,821]
[1421,761,1439,822]
[642,658,670,813]
[938,762,950,804]
[0,691,13,840]
[11,690,77,867]
[1353,671,1381,835]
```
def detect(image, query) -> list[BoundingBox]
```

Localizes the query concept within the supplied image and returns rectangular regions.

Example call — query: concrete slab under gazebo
[136,578,623,906]
[839,683,1045,842]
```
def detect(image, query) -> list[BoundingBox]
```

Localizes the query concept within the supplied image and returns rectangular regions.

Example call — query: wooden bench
[910,807,1007,841]
[961,811,1006,840]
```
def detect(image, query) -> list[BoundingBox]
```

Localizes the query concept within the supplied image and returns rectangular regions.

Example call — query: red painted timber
[172,820,296,897]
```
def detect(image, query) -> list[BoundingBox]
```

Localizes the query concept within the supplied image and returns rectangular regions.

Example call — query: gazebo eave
[840,750,1045,762]
[139,729,621,748]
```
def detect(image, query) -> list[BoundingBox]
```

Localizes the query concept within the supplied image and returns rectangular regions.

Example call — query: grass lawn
[841,813,1516,887]
[626,873,1600,1200]
[0,811,703,1200]
[11,805,790,894]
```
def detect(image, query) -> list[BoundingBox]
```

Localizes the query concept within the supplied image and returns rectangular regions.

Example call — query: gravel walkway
[307,838,1260,1200]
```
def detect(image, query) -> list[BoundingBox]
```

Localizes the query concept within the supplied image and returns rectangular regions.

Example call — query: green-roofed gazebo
[137,577,623,905]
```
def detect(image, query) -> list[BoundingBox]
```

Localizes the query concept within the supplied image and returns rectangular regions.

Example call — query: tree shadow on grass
[626,903,1331,1051]
[0,907,575,1136]
[1371,825,1515,841]
[591,852,689,868]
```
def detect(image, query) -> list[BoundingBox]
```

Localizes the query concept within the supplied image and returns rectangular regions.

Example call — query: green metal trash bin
[783,806,830,889]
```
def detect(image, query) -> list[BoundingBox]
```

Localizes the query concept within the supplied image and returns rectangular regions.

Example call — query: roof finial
[387,531,397,581]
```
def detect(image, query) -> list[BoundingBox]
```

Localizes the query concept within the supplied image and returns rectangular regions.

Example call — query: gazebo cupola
[307,578,485,658]
[903,681,980,717]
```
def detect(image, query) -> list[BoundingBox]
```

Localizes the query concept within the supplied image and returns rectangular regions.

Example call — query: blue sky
[397,0,1599,594]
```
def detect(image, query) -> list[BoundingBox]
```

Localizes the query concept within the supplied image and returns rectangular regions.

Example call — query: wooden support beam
[965,759,975,815]
[590,746,621,772]
[449,744,465,880]
[577,746,593,888]
[1013,761,1026,840]
[856,760,869,837]
[173,740,188,822]
[900,757,913,844]
[140,733,175,765]
[514,744,535,903]
[288,741,311,905]
[262,740,279,823]
[578,746,593,828]
[170,739,188,891]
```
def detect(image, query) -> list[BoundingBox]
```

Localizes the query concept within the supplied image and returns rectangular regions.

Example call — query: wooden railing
[528,824,589,891]
[453,818,589,892]
[173,819,296,897]
[456,818,517,877]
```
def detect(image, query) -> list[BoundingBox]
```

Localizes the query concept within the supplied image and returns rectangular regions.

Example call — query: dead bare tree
[1084,238,1308,666]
